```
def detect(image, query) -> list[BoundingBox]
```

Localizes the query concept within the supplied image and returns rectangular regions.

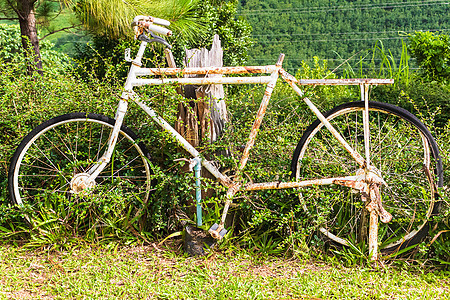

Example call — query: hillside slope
[238,0,449,72]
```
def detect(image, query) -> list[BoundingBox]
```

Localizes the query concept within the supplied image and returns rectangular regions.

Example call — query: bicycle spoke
[294,101,439,253]
[10,114,152,211]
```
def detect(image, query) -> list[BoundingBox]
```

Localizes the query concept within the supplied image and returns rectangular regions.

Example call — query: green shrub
[0,24,71,73]
[74,36,144,82]
[408,31,450,82]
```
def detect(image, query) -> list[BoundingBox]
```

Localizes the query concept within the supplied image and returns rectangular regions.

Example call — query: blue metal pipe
[192,157,202,227]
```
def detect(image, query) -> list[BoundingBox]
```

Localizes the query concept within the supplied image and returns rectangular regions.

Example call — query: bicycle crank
[334,167,393,223]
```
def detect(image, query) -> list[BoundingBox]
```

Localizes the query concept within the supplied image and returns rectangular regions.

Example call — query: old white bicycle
[8,15,443,259]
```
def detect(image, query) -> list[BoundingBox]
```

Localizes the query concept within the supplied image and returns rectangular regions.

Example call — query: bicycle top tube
[279,69,394,86]
[294,78,394,86]
[129,59,394,88]
[135,65,279,76]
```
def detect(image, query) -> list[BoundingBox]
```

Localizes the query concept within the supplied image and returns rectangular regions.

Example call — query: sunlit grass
[0,245,448,299]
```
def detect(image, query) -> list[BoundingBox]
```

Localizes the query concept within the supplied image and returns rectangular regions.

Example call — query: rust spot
[244,66,261,74]
[142,66,278,76]
[334,179,365,190]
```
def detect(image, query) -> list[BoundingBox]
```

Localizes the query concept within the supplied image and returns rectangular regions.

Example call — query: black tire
[291,101,443,254]
[8,113,152,213]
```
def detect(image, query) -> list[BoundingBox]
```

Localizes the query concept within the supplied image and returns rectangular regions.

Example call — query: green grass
[0,244,448,300]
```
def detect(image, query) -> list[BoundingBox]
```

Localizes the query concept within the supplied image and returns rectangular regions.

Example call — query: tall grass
[371,40,411,86]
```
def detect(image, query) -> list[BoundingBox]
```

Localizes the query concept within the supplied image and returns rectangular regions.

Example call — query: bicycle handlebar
[150,16,170,27]
[147,24,172,36]
[132,15,172,37]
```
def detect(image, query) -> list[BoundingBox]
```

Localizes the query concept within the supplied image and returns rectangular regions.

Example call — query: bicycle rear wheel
[291,101,443,254]
[8,113,152,213]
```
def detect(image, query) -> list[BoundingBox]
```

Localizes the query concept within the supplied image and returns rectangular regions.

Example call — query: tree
[74,0,203,39]
[0,0,203,75]
[172,0,253,66]
[1,0,45,74]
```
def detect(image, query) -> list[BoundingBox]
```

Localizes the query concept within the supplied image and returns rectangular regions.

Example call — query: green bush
[74,36,144,82]
[0,42,448,268]
[408,31,450,82]
[0,65,119,194]
[0,24,71,73]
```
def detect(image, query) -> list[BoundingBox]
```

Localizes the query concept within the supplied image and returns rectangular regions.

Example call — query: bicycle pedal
[209,223,227,239]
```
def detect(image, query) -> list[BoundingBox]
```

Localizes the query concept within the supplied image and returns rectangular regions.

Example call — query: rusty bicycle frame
[85,17,396,260]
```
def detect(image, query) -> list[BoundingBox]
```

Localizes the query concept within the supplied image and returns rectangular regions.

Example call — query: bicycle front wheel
[8,113,152,212]
[291,101,443,254]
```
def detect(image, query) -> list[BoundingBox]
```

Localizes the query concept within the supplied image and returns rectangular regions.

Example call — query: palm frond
[72,0,205,41]
[163,0,206,42]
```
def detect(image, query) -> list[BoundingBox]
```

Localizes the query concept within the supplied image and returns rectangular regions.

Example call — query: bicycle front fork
[85,99,129,184]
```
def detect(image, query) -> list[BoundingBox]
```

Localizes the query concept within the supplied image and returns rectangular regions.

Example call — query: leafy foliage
[408,31,450,81]
[0,24,71,72]
[0,24,23,61]
[73,35,141,80]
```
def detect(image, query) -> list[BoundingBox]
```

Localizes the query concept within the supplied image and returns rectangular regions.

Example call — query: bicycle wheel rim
[9,113,152,210]
[292,101,442,253]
